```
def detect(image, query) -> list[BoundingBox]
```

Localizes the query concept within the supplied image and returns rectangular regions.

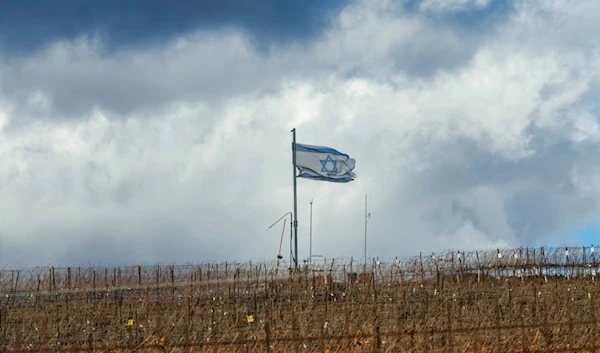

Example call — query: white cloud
[419,0,491,13]
[0,0,600,266]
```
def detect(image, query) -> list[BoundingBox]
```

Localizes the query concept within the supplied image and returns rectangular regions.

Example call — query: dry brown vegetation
[2,246,600,352]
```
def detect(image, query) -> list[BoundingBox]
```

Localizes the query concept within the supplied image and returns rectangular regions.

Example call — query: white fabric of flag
[294,143,357,183]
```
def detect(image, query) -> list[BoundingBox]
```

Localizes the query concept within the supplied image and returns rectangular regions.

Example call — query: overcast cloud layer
[1,0,599,267]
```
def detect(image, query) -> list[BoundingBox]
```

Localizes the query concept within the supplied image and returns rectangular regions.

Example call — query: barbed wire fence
[1,246,600,352]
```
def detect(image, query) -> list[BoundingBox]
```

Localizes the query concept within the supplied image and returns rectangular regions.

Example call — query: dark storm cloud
[0,0,349,56]
[0,0,519,120]
[0,0,354,120]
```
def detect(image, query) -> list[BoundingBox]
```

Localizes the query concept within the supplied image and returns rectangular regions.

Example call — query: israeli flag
[294,143,357,183]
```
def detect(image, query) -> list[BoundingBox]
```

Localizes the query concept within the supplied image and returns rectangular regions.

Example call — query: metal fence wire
[1,246,600,352]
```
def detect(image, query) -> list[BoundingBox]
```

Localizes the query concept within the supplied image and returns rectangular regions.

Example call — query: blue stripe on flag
[297,172,354,183]
[294,144,349,157]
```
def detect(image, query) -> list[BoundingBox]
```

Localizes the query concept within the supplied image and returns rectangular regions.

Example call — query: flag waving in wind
[294,143,357,183]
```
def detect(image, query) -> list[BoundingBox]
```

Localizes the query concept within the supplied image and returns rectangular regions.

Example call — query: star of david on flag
[293,143,357,183]
[320,155,338,176]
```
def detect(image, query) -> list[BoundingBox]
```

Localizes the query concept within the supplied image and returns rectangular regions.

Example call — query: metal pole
[364,195,370,266]
[365,195,367,265]
[309,198,313,266]
[291,128,299,270]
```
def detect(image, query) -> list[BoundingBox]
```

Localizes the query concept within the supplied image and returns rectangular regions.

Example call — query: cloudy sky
[0,0,599,267]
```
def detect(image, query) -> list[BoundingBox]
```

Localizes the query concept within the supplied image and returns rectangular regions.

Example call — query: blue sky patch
[574,223,600,246]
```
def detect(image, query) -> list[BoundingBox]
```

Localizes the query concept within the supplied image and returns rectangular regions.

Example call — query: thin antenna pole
[291,128,299,270]
[309,198,313,266]
[364,195,370,266]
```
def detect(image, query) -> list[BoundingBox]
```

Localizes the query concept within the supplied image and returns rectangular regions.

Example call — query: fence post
[170,266,175,300]
[583,246,587,276]
[540,247,545,278]
[419,252,424,282]
[156,265,160,298]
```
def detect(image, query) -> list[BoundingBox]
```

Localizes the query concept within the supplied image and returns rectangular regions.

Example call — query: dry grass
[1,246,600,352]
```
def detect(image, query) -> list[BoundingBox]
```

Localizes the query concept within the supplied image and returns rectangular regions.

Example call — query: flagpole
[291,128,299,270]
